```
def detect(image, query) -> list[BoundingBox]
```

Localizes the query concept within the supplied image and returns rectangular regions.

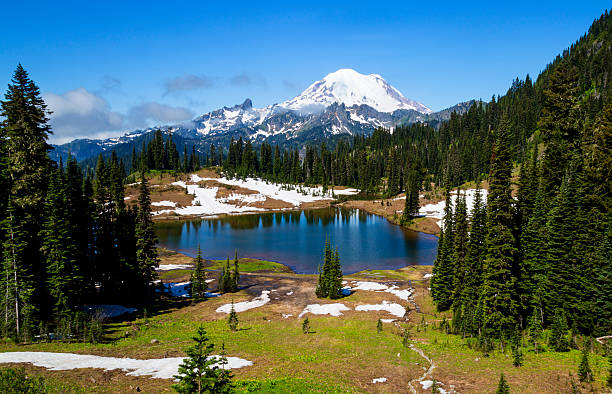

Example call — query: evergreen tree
[431,182,455,311]
[231,250,239,293]
[496,373,510,394]
[328,247,343,299]
[227,302,238,332]
[135,172,159,299]
[377,318,383,333]
[550,309,569,352]
[480,119,518,337]
[40,167,81,316]
[173,326,233,393]
[302,317,310,334]
[190,245,207,300]
[607,352,612,388]
[578,342,592,383]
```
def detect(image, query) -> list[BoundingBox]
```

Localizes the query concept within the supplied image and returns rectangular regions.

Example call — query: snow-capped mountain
[52,69,474,163]
[280,69,432,114]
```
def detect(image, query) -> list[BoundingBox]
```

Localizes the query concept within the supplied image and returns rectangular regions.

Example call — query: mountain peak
[281,69,431,114]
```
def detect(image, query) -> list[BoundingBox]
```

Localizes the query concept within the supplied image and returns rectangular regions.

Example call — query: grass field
[0,256,610,393]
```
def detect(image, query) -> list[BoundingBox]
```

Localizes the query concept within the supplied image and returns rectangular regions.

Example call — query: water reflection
[155,208,438,275]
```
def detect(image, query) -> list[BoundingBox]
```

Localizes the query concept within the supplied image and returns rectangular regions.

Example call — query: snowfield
[0,352,252,380]
[153,174,358,217]
[156,264,193,271]
[298,303,351,318]
[346,281,413,301]
[216,290,271,313]
[419,189,488,227]
[355,301,406,317]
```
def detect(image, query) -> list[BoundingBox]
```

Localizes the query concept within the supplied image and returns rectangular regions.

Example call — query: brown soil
[341,196,442,235]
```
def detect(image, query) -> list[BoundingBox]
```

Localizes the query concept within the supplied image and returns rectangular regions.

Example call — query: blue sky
[2,1,610,143]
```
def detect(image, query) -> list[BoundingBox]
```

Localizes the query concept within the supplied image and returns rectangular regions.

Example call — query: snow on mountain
[280,69,432,114]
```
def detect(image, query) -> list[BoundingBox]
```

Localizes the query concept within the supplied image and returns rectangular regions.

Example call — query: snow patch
[156,264,193,271]
[372,377,387,383]
[298,303,350,318]
[216,291,270,313]
[0,352,252,380]
[355,301,406,317]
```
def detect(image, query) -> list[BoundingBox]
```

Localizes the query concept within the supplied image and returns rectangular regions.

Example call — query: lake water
[155,208,438,274]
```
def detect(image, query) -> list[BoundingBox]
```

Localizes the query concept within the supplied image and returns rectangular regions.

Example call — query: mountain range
[52,68,476,162]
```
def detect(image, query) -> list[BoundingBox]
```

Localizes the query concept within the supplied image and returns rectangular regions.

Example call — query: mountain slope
[51,69,470,162]
[280,68,432,114]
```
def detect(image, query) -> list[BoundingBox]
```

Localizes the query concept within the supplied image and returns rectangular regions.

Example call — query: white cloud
[44,88,194,144]
[44,88,124,144]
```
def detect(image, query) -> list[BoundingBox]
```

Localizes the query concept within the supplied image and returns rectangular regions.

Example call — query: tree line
[431,10,611,344]
[0,65,159,342]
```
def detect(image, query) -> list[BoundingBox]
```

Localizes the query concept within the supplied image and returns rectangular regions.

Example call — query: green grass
[206,258,292,273]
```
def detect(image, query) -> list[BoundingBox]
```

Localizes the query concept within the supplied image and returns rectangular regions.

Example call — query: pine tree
[190,245,207,300]
[173,326,233,393]
[315,238,332,298]
[496,373,510,394]
[40,167,81,316]
[461,183,486,335]
[377,318,383,333]
[479,119,519,337]
[328,247,343,299]
[550,309,569,352]
[431,182,455,311]
[135,172,159,299]
[231,250,239,293]
[302,317,310,334]
[227,302,238,332]
[451,190,469,332]
[578,341,592,383]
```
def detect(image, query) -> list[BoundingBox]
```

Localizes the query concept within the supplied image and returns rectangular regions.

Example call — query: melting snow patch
[157,282,218,298]
[298,303,350,318]
[156,264,193,271]
[348,281,413,301]
[282,314,293,319]
[351,281,388,291]
[380,319,395,323]
[372,377,387,383]
[286,291,293,295]
[355,301,406,317]
[423,273,433,279]
[83,305,136,318]
[216,291,270,313]
[0,352,252,380]
[152,201,177,207]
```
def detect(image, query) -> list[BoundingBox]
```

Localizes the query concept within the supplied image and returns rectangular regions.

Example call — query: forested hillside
[0,66,159,341]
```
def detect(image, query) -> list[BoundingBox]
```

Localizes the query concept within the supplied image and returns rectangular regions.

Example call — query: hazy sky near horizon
[2,1,610,143]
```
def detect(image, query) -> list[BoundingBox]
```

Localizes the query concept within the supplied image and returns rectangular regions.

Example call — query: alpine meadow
[0,3,611,393]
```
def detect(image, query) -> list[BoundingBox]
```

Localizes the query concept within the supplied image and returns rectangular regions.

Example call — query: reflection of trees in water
[219,214,261,230]
[260,213,274,228]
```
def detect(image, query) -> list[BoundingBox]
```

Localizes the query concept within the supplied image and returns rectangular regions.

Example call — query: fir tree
[377,318,383,333]
[231,250,239,293]
[496,373,510,394]
[607,352,612,388]
[227,302,238,332]
[328,247,343,299]
[550,309,569,352]
[431,182,455,311]
[135,172,159,299]
[173,325,233,393]
[190,245,207,300]
[302,317,310,334]
[40,167,81,316]
[578,341,592,383]
[479,119,518,337]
